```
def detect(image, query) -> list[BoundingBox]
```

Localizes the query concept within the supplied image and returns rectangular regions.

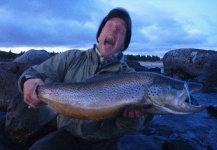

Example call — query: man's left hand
[122,109,147,118]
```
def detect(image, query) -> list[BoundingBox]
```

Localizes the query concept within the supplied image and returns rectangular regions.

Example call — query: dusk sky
[0,0,216,57]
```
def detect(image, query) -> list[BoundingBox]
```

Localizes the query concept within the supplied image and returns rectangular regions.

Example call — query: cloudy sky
[0,0,216,57]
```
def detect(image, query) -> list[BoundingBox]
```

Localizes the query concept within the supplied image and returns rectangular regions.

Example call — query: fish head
[144,76,206,114]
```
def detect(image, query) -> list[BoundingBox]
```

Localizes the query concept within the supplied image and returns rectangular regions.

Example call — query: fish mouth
[184,96,199,106]
[183,81,200,106]
[177,82,205,113]
[145,81,205,115]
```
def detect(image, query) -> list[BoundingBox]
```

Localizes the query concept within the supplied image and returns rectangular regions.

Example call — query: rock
[1,49,55,146]
[163,129,217,150]
[163,48,217,91]
[126,60,161,73]
[13,49,51,75]
[0,112,6,129]
[0,111,28,149]
[13,49,51,64]
[118,133,161,150]
[193,69,217,92]
[206,105,217,118]
[0,65,19,111]
[0,62,18,74]
[148,67,161,73]
[163,48,217,77]
[162,133,203,150]
[5,93,57,146]
[0,50,52,111]
[126,60,149,71]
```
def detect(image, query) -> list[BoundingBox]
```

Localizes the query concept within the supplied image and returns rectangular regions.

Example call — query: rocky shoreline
[0,48,217,149]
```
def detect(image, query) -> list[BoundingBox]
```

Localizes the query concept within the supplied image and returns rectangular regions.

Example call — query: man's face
[97,17,127,58]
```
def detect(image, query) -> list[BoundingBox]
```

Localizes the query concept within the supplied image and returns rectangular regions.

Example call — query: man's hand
[23,78,44,109]
[122,109,147,118]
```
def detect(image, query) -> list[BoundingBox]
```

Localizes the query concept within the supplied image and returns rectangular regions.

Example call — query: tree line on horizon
[0,50,19,59]
[0,50,58,60]
[0,50,161,62]
[125,54,161,61]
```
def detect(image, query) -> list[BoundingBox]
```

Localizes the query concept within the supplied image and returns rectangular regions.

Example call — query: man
[18,8,152,149]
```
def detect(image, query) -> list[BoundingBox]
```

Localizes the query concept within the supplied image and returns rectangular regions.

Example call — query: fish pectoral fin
[39,105,58,125]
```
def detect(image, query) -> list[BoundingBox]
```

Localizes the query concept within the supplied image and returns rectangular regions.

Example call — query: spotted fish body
[37,72,205,120]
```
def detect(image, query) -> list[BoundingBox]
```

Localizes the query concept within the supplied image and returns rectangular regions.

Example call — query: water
[139,61,164,73]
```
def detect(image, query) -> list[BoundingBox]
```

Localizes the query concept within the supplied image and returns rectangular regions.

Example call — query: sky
[0,0,217,57]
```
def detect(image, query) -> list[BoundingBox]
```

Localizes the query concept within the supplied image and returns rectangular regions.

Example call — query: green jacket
[18,47,148,142]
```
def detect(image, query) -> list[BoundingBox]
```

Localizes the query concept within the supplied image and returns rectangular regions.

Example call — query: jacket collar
[94,44,124,66]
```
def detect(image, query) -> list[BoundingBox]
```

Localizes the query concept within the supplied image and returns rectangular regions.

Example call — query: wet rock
[1,111,27,149]
[162,133,202,150]
[118,133,161,150]
[163,130,217,150]
[206,105,217,118]
[13,49,51,64]
[148,67,161,73]
[5,93,57,146]
[0,66,19,111]
[0,50,52,111]
[163,48,217,91]
[0,112,6,129]
[193,69,217,92]
[0,62,19,74]
[0,49,57,147]
[126,60,161,73]
[126,60,149,71]
[163,48,217,77]
[13,50,52,74]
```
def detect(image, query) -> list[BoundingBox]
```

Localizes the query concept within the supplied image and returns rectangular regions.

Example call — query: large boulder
[163,48,217,76]
[0,62,20,111]
[5,93,57,146]
[13,49,51,65]
[163,48,217,91]
[193,69,217,92]
[0,50,52,111]
[1,50,55,146]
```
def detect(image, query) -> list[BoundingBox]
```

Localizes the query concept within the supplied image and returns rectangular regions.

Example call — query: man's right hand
[23,78,44,109]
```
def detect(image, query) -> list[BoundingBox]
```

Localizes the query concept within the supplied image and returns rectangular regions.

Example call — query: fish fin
[39,105,58,125]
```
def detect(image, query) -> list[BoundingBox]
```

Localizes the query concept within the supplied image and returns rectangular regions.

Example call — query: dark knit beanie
[96,8,132,51]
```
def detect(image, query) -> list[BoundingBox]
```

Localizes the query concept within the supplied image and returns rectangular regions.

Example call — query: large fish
[37,72,205,120]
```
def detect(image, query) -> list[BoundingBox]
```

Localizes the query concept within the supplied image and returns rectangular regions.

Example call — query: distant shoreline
[139,61,163,67]
[139,61,164,73]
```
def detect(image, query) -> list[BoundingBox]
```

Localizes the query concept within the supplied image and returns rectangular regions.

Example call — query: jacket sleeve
[18,50,76,93]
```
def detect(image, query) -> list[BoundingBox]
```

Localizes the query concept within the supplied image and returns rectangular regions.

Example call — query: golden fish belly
[37,77,146,120]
